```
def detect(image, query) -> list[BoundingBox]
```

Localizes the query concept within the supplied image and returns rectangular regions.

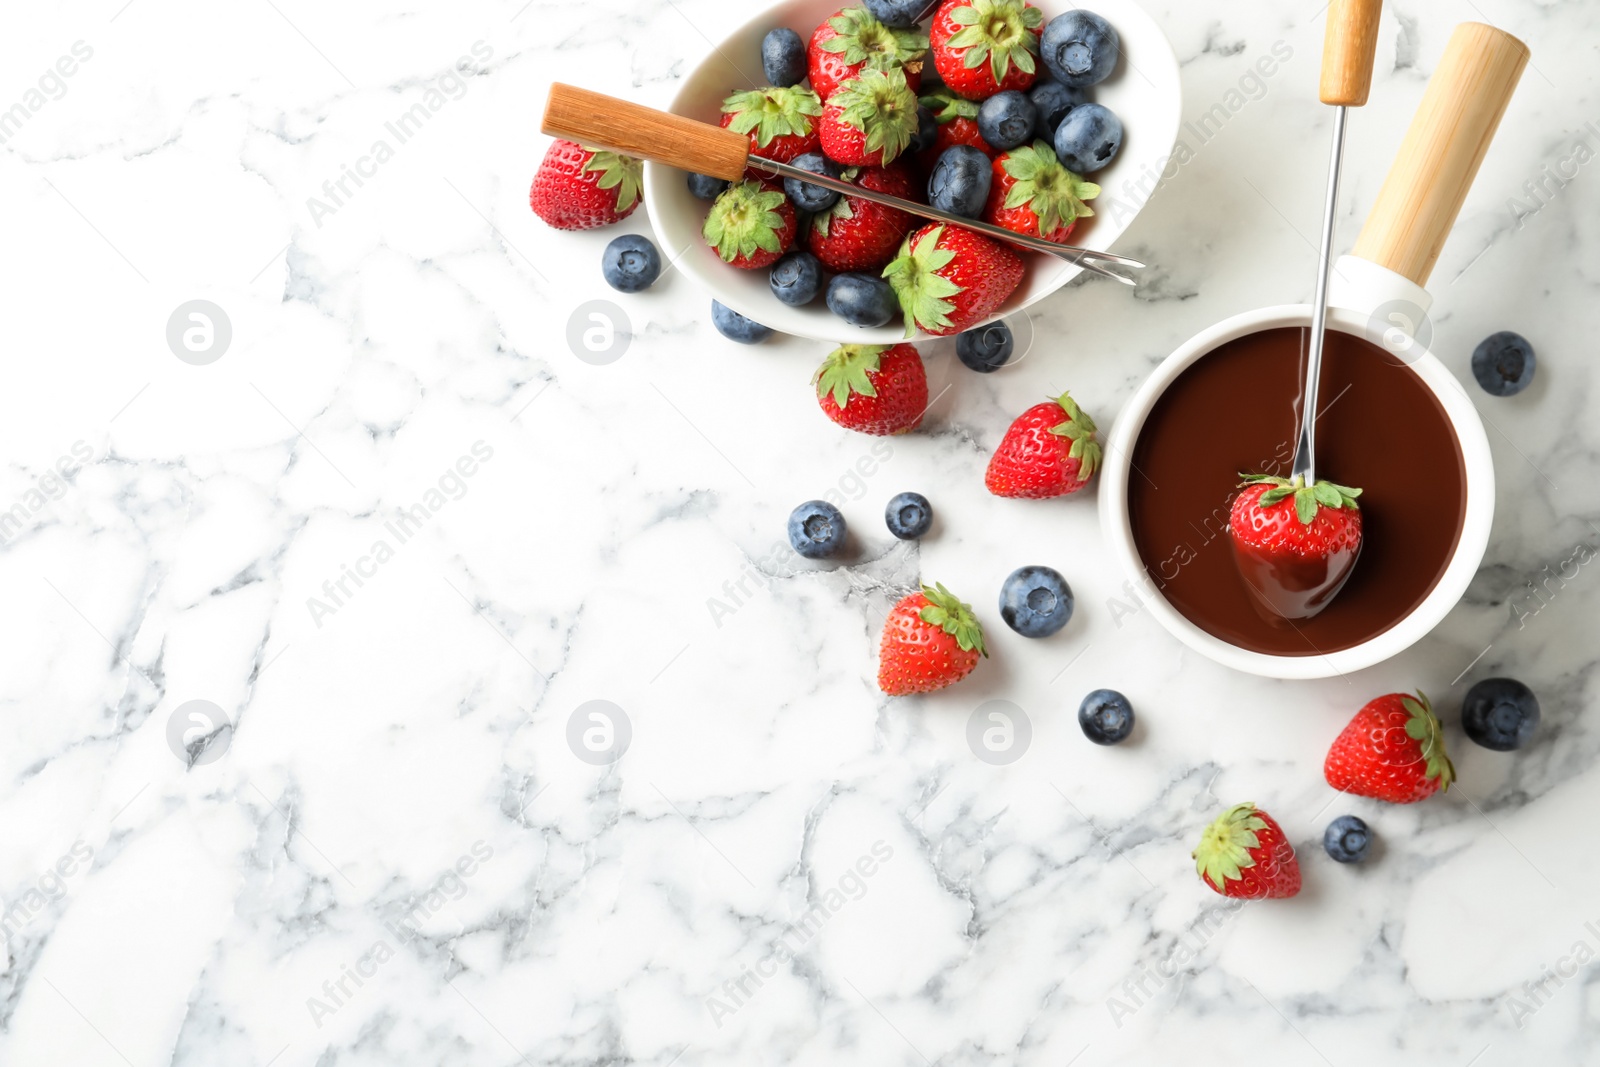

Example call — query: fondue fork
[541,83,1144,285]
[1293,0,1383,486]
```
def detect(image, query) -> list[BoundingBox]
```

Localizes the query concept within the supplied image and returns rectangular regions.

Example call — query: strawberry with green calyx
[813,342,927,435]
[930,0,1045,101]
[703,181,798,270]
[915,88,994,173]
[882,223,1022,336]
[984,391,1101,498]
[878,582,987,695]
[1228,473,1364,619]
[809,162,917,272]
[529,140,643,231]
[1237,473,1363,526]
[809,6,930,102]
[921,87,979,124]
[818,68,923,167]
[984,140,1098,243]
[1193,802,1301,900]
[720,85,824,164]
[1325,691,1456,804]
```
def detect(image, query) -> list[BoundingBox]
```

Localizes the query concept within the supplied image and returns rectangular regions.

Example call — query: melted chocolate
[1128,327,1467,656]
[1232,534,1360,621]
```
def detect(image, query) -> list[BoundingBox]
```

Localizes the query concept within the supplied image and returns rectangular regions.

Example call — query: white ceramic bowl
[642,0,1182,343]
[1097,291,1496,680]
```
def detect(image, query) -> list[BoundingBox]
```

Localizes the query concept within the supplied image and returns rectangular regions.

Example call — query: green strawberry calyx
[1237,473,1363,526]
[581,149,644,213]
[1001,141,1099,236]
[1047,391,1102,482]
[919,88,979,124]
[1192,802,1267,887]
[1402,690,1455,792]
[832,67,921,165]
[822,7,929,74]
[814,343,889,408]
[812,167,862,238]
[945,0,1044,87]
[721,86,823,149]
[703,180,789,263]
[918,582,987,657]
[883,225,964,335]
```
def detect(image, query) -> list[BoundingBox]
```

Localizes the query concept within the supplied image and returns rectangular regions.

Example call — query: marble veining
[1,0,1597,1064]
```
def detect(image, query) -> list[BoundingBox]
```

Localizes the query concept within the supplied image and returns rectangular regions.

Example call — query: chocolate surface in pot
[1128,326,1467,656]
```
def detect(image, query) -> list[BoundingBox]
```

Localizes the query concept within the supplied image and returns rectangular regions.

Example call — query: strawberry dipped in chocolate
[1227,473,1363,621]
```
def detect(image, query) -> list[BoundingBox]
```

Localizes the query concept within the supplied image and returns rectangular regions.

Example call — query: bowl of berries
[641,0,1182,343]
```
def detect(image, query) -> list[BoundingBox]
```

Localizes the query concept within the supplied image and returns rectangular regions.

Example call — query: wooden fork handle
[1320,0,1383,106]
[542,83,751,181]
[1352,22,1528,286]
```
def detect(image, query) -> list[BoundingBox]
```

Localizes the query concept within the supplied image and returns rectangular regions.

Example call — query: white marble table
[2,1,1597,1064]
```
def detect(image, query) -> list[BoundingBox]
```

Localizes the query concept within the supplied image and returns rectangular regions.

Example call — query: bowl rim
[1096,304,1496,680]
[640,0,1183,344]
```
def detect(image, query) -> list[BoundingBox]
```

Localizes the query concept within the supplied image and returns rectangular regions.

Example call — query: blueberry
[928,145,992,219]
[711,300,774,344]
[1078,689,1134,744]
[1471,331,1536,396]
[788,500,847,558]
[863,0,940,28]
[1054,102,1122,174]
[1323,815,1371,863]
[1461,677,1540,750]
[1041,10,1120,88]
[783,151,842,214]
[999,565,1074,637]
[910,105,938,154]
[956,321,1014,372]
[688,172,730,200]
[978,91,1038,152]
[885,491,932,539]
[762,28,807,87]
[770,251,824,306]
[1030,79,1088,139]
[826,273,899,328]
[600,233,662,293]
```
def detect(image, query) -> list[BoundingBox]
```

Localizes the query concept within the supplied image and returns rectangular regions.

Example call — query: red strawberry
[809,6,929,102]
[929,0,1044,101]
[1325,691,1456,804]
[528,140,642,231]
[809,162,918,272]
[1193,803,1301,900]
[984,141,1099,243]
[878,583,986,695]
[813,343,927,435]
[1228,475,1364,620]
[703,180,797,270]
[915,89,994,174]
[985,392,1101,498]
[883,223,1022,336]
[818,68,922,167]
[720,85,823,164]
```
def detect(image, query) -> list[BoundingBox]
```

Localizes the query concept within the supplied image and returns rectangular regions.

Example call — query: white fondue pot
[1099,23,1529,679]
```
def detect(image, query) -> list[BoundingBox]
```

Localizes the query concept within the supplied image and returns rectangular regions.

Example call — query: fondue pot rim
[1098,301,1495,680]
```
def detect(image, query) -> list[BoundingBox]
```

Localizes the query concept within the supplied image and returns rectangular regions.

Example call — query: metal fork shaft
[1291,105,1349,486]
[748,155,1143,285]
